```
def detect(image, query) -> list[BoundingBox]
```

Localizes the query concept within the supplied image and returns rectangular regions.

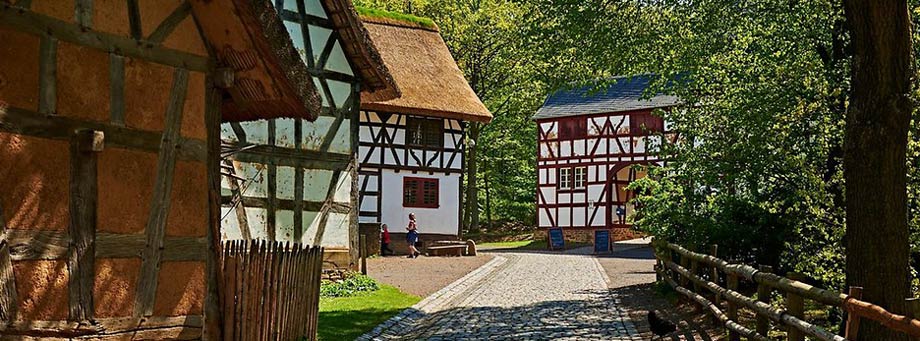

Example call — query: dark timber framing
[68,129,103,321]
[221,1,362,258]
[357,111,466,225]
[134,68,189,317]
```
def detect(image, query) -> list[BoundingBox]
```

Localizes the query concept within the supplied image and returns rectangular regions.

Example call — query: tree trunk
[842,1,914,340]
[485,167,493,229]
[466,123,481,233]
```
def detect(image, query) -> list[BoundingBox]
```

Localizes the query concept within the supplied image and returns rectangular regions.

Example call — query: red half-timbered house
[534,75,678,242]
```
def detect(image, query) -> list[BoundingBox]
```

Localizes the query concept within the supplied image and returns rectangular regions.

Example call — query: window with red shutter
[630,113,664,134]
[558,119,587,140]
[403,177,439,208]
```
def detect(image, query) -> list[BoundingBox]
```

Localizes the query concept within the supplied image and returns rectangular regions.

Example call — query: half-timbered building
[218,0,399,268]
[356,14,491,247]
[0,0,332,338]
[534,75,678,242]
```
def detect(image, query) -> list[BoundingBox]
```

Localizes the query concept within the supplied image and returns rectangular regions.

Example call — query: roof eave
[191,0,322,122]
[322,0,400,101]
[363,103,492,123]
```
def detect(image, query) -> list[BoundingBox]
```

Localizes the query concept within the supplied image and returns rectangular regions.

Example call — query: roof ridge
[356,7,439,32]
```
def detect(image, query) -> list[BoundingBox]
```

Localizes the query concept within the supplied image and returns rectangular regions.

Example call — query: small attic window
[630,113,664,135]
[407,117,443,148]
[559,119,587,140]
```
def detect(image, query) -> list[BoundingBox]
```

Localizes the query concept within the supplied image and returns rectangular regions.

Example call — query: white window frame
[558,168,571,189]
[574,167,587,189]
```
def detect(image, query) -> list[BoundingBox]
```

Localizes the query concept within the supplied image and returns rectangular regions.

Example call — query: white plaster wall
[379,169,461,235]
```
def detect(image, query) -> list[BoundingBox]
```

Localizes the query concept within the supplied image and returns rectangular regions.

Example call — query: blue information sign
[548,228,565,250]
[594,230,611,254]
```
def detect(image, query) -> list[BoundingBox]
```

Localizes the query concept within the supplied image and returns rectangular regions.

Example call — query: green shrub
[320,273,380,298]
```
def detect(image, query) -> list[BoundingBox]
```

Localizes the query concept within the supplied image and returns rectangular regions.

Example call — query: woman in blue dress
[406,213,420,258]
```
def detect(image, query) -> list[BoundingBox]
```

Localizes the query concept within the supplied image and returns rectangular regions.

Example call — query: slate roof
[533,75,679,120]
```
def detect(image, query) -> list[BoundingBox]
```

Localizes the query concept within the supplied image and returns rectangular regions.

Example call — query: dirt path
[366,255,494,297]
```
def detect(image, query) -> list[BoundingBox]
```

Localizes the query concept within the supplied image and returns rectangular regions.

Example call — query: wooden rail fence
[653,239,920,340]
[221,240,324,341]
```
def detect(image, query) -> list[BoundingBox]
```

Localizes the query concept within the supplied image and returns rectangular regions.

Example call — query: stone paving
[358,248,645,340]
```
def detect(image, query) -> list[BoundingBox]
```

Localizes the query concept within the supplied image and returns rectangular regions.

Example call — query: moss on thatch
[355,7,437,31]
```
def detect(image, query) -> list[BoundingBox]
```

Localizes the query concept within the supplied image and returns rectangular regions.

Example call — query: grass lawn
[317,284,420,341]
[478,240,591,250]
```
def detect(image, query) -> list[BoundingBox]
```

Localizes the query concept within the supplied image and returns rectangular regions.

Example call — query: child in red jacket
[381,224,394,256]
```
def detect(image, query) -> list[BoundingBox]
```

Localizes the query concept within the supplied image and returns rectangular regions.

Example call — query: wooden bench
[426,244,467,257]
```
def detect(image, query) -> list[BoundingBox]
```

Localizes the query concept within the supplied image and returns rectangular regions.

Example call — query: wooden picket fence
[221,240,324,341]
[653,239,920,340]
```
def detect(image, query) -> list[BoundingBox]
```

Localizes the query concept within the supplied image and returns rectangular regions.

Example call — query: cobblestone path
[359,250,643,340]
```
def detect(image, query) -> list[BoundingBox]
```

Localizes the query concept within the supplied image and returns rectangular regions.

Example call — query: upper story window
[407,117,444,148]
[558,119,587,140]
[558,166,587,190]
[404,177,439,208]
[630,113,664,135]
[559,168,571,190]
[573,167,587,189]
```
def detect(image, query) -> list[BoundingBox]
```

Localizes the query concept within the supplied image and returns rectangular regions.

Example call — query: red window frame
[403,177,439,208]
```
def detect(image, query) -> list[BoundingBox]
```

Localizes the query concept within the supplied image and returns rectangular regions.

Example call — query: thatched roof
[322,0,400,101]
[359,15,492,123]
[191,0,322,122]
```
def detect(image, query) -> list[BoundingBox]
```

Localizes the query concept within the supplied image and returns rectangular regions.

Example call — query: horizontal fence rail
[221,240,324,341]
[653,239,920,340]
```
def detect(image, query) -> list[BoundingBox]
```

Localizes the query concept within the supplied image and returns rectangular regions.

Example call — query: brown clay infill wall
[0,0,210,336]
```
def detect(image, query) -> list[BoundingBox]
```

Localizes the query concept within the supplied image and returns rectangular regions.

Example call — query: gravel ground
[366,255,495,297]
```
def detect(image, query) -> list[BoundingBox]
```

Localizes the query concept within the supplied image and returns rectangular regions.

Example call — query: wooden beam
[0,200,17,322]
[38,35,57,115]
[0,315,203,338]
[109,53,125,126]
[134,68,188,317]
[0,5,210,71]
[294,119,305,241]
[126,0,141,40]
[146,1,191,44]
[0,106,206,161]
[1,229,207,261]
[220,196,350,214]
[203,80,224,341]
[68,129,102,321]
[221,160,252,241]
[74,0,92,29]
[227,144,350,170]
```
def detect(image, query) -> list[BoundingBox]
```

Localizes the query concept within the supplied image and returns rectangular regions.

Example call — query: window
[630,113,664,135]
[558,168,571,189]
[404,177,439,208]
[574,167,587,189]
[558,119,587,140]
[407,117,443,148]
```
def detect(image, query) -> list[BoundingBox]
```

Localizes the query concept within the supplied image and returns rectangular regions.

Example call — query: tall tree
[843,1,915,339]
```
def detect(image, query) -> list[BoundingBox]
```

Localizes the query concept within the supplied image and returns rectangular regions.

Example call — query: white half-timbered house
[219,0,399,267]
[357,15,492,243]
[534,75,678,242]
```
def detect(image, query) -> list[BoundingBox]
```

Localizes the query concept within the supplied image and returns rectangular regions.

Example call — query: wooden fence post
[786,272,806,341]
[710,245,720,306]
[690,255,700,293]
[727,273,741,341]
[680,253,690,287]
[360,234,368,276]
[845,286,863,340]
[756,265,773,336]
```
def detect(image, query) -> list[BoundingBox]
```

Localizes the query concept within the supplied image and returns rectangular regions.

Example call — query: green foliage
[354,6,436,29]
[320,273,380,298]
[318,285,420,340]
[354,0,553,227]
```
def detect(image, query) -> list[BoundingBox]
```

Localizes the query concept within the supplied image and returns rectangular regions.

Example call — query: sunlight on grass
[317,284,420,341]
